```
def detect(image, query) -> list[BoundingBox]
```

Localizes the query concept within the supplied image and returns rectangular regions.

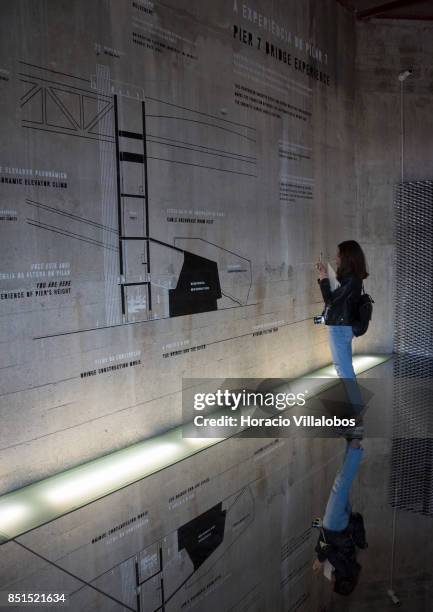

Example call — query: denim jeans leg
[323,446,364,531]
[328,325,364,414]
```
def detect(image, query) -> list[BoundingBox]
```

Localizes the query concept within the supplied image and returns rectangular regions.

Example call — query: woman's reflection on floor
[312,438,368,597]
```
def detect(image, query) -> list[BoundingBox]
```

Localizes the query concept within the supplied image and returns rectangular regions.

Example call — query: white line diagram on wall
[19,61,115,142]
[2,484,263,612]
[18,61,254,331]
[137,487,255,611]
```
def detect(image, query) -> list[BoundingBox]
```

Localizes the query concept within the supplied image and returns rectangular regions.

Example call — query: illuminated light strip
[0,354,391,542]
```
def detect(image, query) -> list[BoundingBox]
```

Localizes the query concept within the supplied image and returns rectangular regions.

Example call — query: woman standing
[316,240,369,426]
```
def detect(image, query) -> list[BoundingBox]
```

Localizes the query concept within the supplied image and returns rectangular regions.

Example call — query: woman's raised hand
[316,259,328,280]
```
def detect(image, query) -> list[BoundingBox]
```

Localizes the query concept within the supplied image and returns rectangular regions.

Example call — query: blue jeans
[323,445,364,531]
[327,325,363,414]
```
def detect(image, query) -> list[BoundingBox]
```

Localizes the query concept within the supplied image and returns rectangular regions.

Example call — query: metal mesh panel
[390,181,433,515]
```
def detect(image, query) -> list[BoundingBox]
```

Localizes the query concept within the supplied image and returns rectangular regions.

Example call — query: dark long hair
[333,561,362,596]
[337,240,369,282]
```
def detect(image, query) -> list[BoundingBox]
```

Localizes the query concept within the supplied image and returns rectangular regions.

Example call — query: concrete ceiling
[336,0,433,21]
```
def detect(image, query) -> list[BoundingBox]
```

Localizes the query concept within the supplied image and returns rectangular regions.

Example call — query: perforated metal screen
[390,181,433,515]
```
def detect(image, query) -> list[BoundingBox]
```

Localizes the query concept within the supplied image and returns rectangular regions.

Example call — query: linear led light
[44,442,180,505]
[0,354,391,542]
[0,504,29,537]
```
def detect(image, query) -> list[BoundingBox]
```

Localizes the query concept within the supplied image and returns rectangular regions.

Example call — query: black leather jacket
[318,274,362,326]
[315,529,356,578]
[315,513,367,578]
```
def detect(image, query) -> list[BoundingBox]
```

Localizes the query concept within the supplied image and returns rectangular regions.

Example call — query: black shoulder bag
[352,283,374,337]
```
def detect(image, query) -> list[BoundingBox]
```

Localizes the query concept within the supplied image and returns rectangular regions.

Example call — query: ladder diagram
[113,93,224,324]
[112,93,227,324]
[114,95,152,322]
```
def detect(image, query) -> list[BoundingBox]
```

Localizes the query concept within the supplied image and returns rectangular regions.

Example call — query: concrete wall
[0,2,366,609]
[353,18,433,357]
[0,0,369,493]
[1,2,432,611]
[333,17,433,611]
